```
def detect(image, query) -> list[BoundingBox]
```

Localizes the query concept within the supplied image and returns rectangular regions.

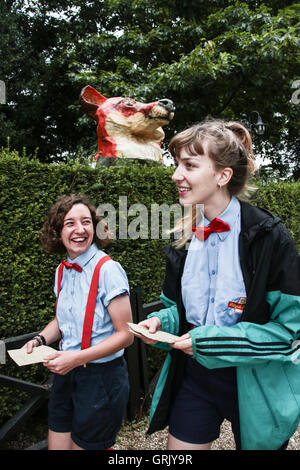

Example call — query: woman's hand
[22,338,40,354]
[171,333,193,356]
[43,351,81,375]
[138,317,162,345]
[21,319,61,355]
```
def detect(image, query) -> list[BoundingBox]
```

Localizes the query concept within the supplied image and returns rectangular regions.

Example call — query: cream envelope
[127,322,179,343]
[7,345,57,366]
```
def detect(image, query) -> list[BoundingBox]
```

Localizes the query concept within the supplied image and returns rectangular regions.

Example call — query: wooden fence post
[125,287,149,420]
[0,292,165,448]
[0,332,52,449]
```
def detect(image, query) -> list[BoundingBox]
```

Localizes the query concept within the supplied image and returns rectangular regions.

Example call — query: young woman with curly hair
[23,194,133,450]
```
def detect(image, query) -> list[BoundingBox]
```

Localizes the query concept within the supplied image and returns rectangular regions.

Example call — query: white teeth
[72,238,85,242]
[179,187,191,192]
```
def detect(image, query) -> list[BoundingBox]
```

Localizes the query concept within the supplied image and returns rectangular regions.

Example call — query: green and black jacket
[147,201,300,450]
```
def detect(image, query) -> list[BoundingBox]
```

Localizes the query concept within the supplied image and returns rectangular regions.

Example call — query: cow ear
[79,86,107,120]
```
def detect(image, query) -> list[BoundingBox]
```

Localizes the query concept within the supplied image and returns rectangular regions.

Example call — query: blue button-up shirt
[182,196,246,327]
[54,243,130,363]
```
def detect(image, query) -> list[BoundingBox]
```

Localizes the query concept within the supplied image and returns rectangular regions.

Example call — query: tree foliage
[0,0,299,176]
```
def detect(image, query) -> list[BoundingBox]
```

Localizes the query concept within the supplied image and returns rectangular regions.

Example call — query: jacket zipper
[252,368,279,428]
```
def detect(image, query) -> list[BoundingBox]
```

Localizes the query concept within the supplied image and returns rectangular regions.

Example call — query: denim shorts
[48,356,129,450]
[169,357,241,448]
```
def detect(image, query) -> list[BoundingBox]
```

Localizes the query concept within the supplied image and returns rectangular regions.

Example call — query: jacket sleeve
[190,225,300,369]
[147,291,180,351]
[190,308,300,369]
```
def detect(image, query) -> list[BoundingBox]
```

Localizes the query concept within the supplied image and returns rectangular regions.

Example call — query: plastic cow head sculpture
[80,86,175,163]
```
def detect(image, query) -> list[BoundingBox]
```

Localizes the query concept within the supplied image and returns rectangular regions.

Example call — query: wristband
[33,334,46,346]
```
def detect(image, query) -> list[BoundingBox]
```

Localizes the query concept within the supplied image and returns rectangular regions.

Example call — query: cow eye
[122,98,135,107]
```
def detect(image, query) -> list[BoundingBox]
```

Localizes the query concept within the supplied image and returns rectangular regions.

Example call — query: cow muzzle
[157,98,175,112]
[149,98,175,121]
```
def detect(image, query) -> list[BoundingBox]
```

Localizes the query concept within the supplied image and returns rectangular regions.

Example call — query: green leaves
[0,1,299,170]
[0,147,299,424]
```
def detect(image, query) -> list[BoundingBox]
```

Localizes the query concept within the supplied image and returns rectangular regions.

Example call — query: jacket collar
[239,201,281,244]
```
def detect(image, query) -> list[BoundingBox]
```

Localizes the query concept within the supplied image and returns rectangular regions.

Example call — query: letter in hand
[129,320,180,344]
[171,333,193,356]
[22,338,39,354]
[43,351,81,375]
[137,317,162,345]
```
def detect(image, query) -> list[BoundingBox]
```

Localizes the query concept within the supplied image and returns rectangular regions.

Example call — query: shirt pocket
[216,276,247,326]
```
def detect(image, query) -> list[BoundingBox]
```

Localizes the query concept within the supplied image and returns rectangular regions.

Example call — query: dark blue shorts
[48,356,129,450]
[169,357,241,448]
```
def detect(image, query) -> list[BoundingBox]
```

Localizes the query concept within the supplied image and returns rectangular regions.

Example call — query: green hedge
[0,148,299,425]
[250,180,300,249]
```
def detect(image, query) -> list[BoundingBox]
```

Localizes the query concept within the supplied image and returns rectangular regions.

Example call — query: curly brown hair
[39,194,111,254]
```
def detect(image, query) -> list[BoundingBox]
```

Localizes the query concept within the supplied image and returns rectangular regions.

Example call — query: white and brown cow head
[80,85,175,162]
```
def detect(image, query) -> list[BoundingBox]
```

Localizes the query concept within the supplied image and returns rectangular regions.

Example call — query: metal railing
[0,288,164,449]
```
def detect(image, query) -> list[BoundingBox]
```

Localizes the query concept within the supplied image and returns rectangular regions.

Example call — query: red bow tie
[62,260,82,272]
[192,218,230,241]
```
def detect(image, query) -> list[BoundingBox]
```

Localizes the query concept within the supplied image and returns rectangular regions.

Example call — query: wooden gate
[0,289,163,449]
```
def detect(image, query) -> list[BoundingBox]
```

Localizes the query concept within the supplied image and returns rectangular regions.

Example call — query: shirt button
[211,242,216,247]
[212,270,216,275]
[211,298,215,303]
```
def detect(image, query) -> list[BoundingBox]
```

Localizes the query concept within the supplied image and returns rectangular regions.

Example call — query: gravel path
[3,403,299,450]
[4,416,299,450]
[114,417,300,450]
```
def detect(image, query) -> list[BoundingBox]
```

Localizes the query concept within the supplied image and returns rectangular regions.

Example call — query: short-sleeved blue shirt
[182,196,247,327]
[54,243,130,363]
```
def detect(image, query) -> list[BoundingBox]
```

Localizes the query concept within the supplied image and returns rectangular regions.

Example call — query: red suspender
[56,263,65,309]
[81,255,111,350]
[55,255,112,350]
[56,262,65,349]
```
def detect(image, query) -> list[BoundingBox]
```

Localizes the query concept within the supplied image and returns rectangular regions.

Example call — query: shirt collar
[203,196,240,241]
[67,242,98,267]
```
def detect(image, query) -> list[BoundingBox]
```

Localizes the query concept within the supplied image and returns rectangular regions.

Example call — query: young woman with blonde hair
[139,119,300,450]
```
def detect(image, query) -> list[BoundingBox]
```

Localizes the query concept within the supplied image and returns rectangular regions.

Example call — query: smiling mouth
[178,186,191,192]
[71,237,87,243]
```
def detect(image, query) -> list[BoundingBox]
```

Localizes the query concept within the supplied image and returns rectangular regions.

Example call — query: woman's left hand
[171,333,193,356]
[43,351,81,375]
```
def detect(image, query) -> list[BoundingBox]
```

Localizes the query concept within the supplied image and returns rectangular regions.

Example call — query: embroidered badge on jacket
[228,297,247,314]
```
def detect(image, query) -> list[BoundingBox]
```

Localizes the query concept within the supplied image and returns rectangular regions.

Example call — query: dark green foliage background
[1,1,299,177]
[0,148,299,424]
